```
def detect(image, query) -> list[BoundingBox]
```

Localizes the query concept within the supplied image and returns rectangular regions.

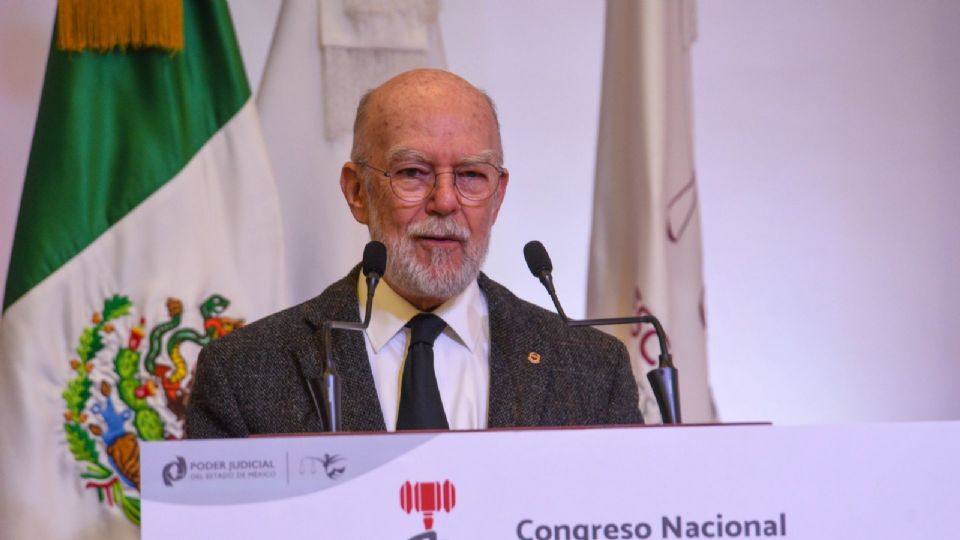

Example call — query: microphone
[523,240,681,424]
[306,241,387,432]
[523,241,569,321]
[360,240,387,325]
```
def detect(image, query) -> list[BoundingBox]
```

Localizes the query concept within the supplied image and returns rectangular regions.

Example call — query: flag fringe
[57,0,184,53]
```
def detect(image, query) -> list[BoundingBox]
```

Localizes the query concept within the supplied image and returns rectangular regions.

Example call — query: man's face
[342,78,509,310]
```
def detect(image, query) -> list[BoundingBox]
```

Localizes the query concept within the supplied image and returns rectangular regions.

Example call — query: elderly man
[186,69,641,438]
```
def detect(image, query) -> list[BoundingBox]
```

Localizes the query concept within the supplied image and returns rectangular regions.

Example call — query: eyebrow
[460,150,500,166]
[385,146,500,167]
[385,147,430,164]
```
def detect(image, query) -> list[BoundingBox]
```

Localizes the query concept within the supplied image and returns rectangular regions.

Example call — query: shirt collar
[357,273,485,353]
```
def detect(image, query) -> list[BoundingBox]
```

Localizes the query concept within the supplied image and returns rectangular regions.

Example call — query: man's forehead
[369,86,492,124]
[365,94,499,155]
[366,71,494,124]
[351,69,503,164]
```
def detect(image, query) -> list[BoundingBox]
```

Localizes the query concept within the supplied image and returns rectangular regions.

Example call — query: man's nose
[426,171,459,215]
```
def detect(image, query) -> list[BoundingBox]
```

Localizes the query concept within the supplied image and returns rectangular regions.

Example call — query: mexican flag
[0,1,286,537]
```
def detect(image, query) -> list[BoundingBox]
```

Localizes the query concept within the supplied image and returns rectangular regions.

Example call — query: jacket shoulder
[201,268,359,360]
[186,269,361,438]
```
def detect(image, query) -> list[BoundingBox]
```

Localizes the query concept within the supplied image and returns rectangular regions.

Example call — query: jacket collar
[299,268,544,430]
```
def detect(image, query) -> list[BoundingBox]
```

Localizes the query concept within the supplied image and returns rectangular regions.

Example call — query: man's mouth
[414,235,463,248]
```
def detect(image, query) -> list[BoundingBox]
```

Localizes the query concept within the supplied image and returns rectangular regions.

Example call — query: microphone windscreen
[363,241,388,276]
[523,240,553,276]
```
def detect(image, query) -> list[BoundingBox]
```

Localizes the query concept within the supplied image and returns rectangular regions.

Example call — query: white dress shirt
[357,274,490,431]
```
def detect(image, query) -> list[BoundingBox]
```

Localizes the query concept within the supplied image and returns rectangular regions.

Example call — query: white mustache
[407,217,470,242]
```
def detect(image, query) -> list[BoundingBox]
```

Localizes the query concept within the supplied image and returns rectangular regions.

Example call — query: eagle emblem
[61,294,244,524]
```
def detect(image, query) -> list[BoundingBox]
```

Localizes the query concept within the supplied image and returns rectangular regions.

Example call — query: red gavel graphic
[400,480,456,530]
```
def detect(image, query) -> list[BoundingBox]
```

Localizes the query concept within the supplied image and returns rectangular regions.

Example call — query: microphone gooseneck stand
[523,241,681,424]
[307,241,387,432]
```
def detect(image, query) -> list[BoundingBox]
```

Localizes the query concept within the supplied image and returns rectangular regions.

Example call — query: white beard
[368,210,488,302]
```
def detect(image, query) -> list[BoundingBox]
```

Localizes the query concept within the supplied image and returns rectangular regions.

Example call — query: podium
[141,422,959,539]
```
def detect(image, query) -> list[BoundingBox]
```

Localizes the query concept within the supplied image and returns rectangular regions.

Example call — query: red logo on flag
[400,480,456,530]
[630,288,662,367]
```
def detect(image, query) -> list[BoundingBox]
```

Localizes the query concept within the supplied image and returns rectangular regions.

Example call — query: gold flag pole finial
[57,0,184,53]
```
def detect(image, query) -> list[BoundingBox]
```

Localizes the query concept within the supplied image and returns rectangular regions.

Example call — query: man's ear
[340,162,370,225]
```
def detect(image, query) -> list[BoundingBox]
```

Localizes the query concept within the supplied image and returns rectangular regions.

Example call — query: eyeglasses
[356,160,504,203]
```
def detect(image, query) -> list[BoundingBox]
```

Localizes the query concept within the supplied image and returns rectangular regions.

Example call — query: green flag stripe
[3,0,250,310]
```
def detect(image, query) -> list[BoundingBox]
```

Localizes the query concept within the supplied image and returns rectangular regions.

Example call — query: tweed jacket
[185,267,642,438]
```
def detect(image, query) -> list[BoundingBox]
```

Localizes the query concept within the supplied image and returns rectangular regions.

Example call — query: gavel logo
[400,480,456,530]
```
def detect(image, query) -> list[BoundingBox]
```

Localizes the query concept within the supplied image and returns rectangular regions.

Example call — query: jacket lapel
[301,266,386,432]
[481,274,547,428]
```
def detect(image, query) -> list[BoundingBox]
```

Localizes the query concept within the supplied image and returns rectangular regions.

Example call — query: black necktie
[396,313,449,430]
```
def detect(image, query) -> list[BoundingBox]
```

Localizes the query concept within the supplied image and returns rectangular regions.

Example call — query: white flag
[588,0,716,423]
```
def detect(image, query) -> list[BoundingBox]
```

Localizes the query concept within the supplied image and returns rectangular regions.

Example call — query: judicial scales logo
[400,480,457,540]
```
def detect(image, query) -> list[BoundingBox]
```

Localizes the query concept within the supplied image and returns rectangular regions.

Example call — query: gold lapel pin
[527,352,541,364]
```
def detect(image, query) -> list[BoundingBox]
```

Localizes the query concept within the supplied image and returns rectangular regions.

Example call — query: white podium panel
[141,422,960,539]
